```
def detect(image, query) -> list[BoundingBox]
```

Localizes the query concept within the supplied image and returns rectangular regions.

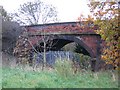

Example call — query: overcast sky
[0,0,90,22]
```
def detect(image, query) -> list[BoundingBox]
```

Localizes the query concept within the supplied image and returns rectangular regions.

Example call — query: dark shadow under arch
[53,36,95,58]
[33,35,95,58]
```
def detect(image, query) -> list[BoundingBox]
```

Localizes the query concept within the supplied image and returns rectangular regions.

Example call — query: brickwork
[14,22,101,64]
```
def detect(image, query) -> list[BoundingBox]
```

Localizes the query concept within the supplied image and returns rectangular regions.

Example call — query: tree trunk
[43,41,46,70]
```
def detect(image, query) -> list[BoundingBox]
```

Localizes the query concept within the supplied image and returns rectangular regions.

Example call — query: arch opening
[33,36,94,57]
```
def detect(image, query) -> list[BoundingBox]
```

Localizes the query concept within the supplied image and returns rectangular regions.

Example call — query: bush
[54,58,74,78]
[80,54,91,70]
[31,51,92,71]
[74,53,91,70]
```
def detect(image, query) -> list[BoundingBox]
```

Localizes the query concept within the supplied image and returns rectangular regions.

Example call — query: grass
[0,67,2,89]
[2,66,119,88]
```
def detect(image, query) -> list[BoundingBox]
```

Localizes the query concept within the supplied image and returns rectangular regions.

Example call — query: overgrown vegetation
[74,53,91,70]
[1,1,119,89]
[2,56,118,88]
[88,1,120,69]
[2,50,118,88]
[54,55,91,78]
[55,59,74,77]
[0,68,2,89]
[2,66,118,88]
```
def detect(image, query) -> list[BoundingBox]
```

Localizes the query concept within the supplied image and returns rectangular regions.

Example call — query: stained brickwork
[14,22,101,64]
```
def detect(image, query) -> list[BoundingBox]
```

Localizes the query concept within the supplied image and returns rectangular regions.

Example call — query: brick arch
[24,21,101,59]
[32,35,95,58]
[51,35,95,58]
[14,21,102,71]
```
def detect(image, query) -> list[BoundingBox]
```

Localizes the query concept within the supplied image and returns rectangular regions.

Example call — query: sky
[0,0,90,22]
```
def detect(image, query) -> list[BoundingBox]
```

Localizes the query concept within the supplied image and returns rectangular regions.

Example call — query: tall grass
[0,68,2,89]
[2,53,119,88]
[2,65,118,88]
[55,58,74,78]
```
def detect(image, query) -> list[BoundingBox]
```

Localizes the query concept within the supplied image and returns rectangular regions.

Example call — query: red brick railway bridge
[14,21,102,70]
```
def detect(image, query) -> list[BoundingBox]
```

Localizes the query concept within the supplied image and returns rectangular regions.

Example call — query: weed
[54,58,74,78]
[2,66,118,88]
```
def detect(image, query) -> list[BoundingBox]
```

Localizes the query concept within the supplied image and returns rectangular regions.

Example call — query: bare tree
[11,0,59,70]
[18,28,59,70]
[11,0,58,25]
[29,30,59,70]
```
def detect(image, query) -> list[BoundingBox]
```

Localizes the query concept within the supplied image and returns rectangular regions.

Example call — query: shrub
[80,54,91,70]
[74,53,91,70]
[54,58,74,78]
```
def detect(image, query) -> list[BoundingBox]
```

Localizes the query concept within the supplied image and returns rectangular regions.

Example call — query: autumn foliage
[87,1,120,69]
